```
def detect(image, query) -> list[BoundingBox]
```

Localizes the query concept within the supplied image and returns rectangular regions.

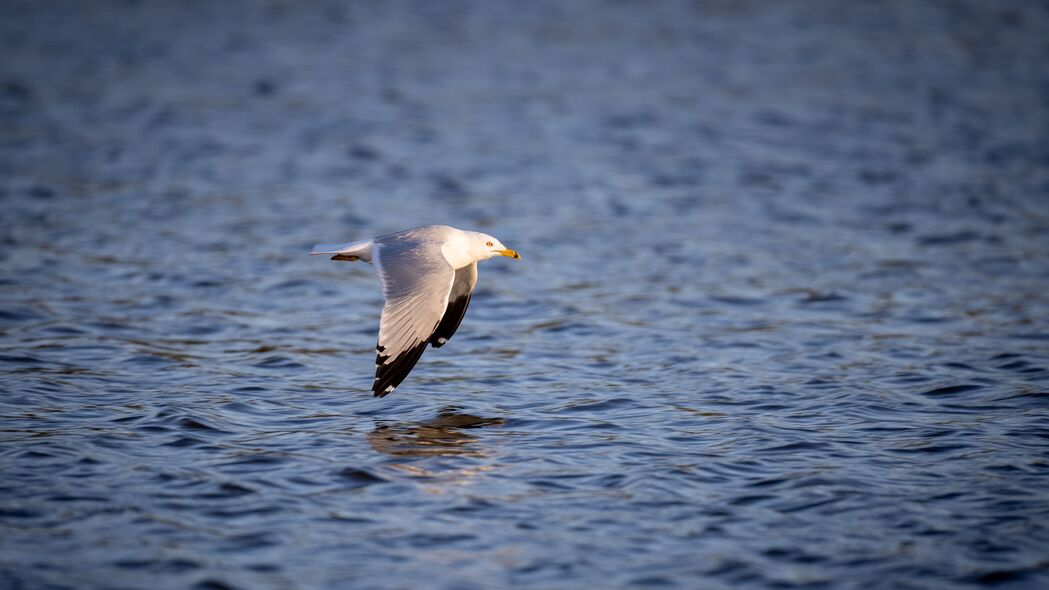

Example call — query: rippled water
[2,1,1049,588]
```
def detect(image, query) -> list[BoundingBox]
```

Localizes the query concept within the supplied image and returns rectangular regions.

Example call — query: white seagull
[310,225,521,397]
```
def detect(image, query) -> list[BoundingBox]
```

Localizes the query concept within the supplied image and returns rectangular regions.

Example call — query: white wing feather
[371,235,456,395]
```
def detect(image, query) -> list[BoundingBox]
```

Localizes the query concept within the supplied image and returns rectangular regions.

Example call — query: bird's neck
[441,234,481,269]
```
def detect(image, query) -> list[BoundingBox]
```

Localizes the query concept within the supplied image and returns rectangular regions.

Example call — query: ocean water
[2,1,1048,588]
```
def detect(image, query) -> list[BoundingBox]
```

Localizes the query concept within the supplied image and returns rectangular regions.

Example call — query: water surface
[2,1,1048,588]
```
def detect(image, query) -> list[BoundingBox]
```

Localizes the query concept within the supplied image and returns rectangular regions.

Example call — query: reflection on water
[369,408,504,458]
[2,1,1049,589]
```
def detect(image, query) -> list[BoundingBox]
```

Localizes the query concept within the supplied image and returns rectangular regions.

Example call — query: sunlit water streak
[2,1,1048,588]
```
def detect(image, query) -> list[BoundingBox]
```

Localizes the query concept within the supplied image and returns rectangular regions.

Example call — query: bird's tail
[309,240,373,262]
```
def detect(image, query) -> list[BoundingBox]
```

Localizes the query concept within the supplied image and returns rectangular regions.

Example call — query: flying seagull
[310,225,521,397]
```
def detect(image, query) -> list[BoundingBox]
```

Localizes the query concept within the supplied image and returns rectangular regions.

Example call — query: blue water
[2,1,1048,588]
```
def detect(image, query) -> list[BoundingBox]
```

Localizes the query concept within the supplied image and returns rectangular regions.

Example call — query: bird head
[473,232,521,261]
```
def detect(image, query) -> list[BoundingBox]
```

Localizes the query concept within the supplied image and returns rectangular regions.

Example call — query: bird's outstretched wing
[372,237,455,397]
[430,262,477,348]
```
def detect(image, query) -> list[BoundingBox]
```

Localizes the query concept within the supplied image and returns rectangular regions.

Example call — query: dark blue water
[2,1,1048,588]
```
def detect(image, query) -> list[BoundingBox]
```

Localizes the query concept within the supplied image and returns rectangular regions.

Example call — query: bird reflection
[367,407,504,458]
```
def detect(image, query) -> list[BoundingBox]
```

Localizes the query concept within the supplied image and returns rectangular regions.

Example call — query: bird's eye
[486,241,493,247]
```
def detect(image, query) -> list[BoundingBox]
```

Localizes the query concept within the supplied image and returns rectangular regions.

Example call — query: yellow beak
[495,248,521,260]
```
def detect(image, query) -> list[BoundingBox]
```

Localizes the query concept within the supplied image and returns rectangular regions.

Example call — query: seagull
[310,225,521,397]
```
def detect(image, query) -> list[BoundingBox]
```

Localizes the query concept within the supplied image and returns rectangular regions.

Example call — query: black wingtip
[372,339,429,397]
[428,294,471,349]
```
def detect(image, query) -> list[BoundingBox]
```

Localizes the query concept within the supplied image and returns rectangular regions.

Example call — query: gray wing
[429,262,477,348]
[372,237,455,397]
